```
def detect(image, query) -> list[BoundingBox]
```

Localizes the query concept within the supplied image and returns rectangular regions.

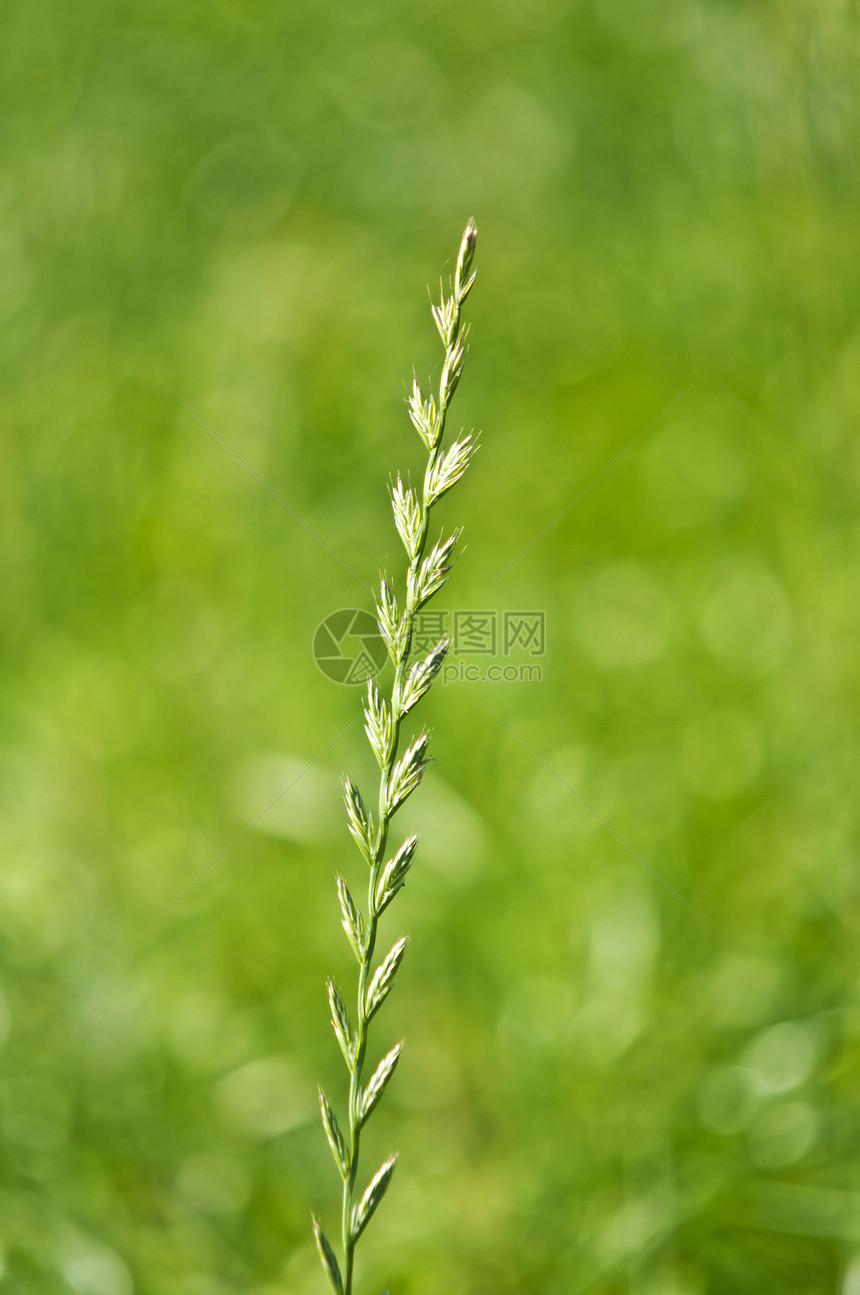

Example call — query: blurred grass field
[2,0,860,1291]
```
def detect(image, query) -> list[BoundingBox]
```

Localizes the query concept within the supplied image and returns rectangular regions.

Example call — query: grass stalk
[313,221,479,1295]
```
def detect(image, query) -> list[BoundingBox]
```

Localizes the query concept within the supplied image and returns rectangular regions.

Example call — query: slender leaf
[374,834,419,916]
[391,475,422,559]
[319,1087,350,1178]
[397,639,448,715]
[365,938,408,1021]
[312,1217,343,1295]
[350,1155,398,1242]
[336,874,365,962]
[364,679,393,768]
[327,979,355,1067]
[358,1042,403,1126]
[343,776,375,863]
[385,736,429,816]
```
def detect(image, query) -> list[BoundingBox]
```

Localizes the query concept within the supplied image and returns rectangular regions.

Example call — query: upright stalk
[313,222,479,1295]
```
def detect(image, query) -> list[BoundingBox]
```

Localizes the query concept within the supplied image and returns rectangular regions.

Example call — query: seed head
[455,219,478,302]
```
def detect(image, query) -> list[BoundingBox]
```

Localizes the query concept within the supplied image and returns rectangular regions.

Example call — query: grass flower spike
[313,221,479,1295]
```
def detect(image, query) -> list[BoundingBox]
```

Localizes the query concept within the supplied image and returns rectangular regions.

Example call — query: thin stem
[341,436,445,1295]
[316,221,478,1295]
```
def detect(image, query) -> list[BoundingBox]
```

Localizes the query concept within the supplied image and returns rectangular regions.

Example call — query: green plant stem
[341,370,452,1295]
[316,221,477,1295]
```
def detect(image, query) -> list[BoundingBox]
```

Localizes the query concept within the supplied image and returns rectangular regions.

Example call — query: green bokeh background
[2,1,859,1292]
